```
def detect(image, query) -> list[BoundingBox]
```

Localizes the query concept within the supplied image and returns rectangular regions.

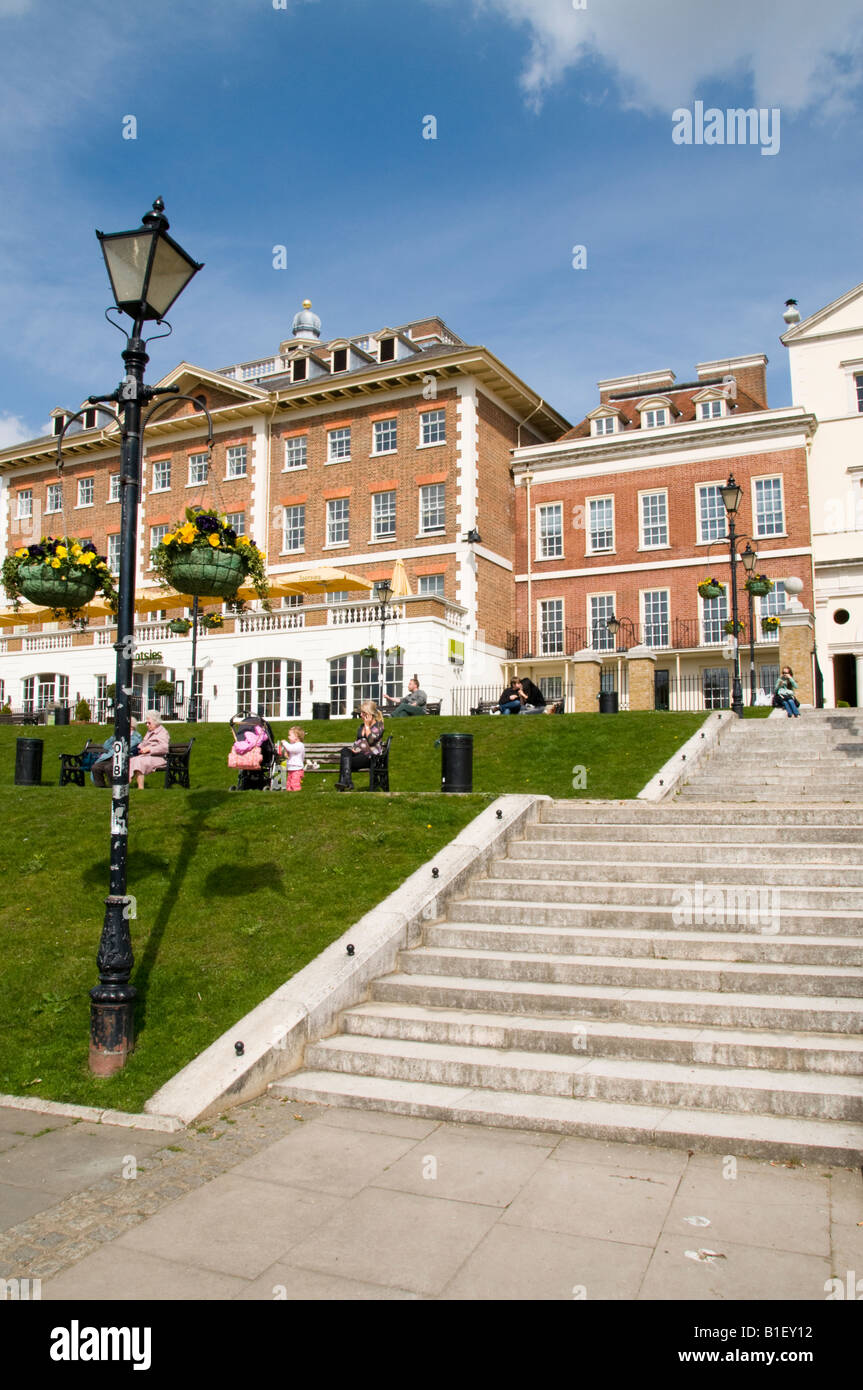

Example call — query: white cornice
[514,545,814,583]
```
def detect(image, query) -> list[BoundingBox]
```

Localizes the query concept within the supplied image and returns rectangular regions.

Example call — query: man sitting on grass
[384,675,427,717]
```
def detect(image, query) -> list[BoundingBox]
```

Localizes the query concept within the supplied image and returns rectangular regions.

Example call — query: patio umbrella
[276,567,374,596]
[134,591,198,614]
[389,558,412,597]
[0,603,53,627]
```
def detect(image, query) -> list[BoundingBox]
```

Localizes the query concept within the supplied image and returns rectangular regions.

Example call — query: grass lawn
[0,710,706,1111]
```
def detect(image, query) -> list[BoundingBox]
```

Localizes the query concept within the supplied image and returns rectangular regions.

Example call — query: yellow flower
[207,534,220,548]
[15,547,28,558]
[55,544,67,558]
[162,532,175,545]
[71,544,82,556]
[237,535,249,546]
[50,558,61,568]
[78,551,95,566]
[179,523,197,543]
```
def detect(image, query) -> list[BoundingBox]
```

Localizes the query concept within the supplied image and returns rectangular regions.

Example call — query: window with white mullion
[640,491,668,547]
[326,497,349,545]
[188,453,209,486]
[698,484,728,543]
[373,419,397,454]
[642,589,669,648]
[590,594,615,651]
[537,503,563,559]
[372,490,396,540]
[420,483,445,533]
[754,477,784,537]
[701,593,729,645]
[588,497,614,552]
[539,598,564,655]
[283,504,305,553]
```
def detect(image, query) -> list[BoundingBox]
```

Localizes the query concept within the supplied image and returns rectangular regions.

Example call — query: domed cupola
[291,299,321,341]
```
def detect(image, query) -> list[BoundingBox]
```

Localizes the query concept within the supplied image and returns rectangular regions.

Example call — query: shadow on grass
[204,862,284,896]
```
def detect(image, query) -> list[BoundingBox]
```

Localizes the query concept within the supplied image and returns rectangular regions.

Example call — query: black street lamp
[741,542,758,706]
[605,613,638,652]
[87,198,202,1075]
[373,578,394,709]
[720,474,744,719]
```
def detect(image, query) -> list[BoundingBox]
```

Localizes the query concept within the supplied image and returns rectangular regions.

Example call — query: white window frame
[586,495,615,554]
[641,407,668,429]
[371,490,396,541]
[372,418,398,455]
[589,592,616,652]
[46,483,62,514]
[76,477,94,508]
[641,588,670,648]
[284,435,308,471]
[16,489,33,520]
[107,534,122,575]
[109,473,121,503]
[591,415,617,437]
[696,482,729,545]
[187,452,209,487]
[639,489,668,549]
[282,504,305,554]
[538,597,565,656]
[151,459,171,493]
[419,483,445,535]
[225,511,246,536]
[326,497,350,547]
[226,445,248,479]
[418,573,445,597]
[149,524,169,565]
[752,474,785,538]
[698,398,725,420]
[419,408,446,447]
[327,427,351,463]
[536,502,564,560]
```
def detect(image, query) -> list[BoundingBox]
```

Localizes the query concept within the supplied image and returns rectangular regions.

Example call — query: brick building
[0,305,568,720]
[508,355,817,711]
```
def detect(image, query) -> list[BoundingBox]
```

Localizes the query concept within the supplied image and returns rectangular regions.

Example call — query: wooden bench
[470,699,501,715]
[164,739,194,789]
[59,740,107,786]
[58,738,194,787]
[425,701,441,716]
[304,737,391,791]
[0,710,44,725]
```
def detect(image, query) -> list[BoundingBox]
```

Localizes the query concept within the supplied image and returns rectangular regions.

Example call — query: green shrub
[74,698,91,722]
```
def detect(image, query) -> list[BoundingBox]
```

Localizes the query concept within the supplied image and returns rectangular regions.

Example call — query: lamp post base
[89,1000,136,1076]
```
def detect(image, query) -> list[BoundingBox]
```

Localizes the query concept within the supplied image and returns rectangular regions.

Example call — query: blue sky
[1,0,861,444]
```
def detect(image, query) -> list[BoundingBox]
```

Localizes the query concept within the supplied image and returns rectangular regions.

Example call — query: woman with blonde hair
[129,709,170,788]
[335,699,385,791]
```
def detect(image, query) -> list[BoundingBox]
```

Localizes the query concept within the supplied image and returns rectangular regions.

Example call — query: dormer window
[292,357,307,383]
[379,337,396,363]
[331,347,348,373]
[83,408,98,429]
[52,414,66,436]
[592,416,617,437]
[698,399,725,420]
[642,408,667,429]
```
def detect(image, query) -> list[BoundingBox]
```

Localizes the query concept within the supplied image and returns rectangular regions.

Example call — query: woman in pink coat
[129,710,170,789]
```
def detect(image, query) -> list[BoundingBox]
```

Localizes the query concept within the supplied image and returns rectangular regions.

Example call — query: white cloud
[0,411,38,447]
[459,0,863,114]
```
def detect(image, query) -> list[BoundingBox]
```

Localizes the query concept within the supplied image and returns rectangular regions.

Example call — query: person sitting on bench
[335,701,386,791]
[384,675,427,717]
[91,717,142,786]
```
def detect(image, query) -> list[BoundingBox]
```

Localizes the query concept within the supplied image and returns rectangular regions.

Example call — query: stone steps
[507,839,856,865]
[300,1033,863,1122]
[272,1073,863,1165]
[494,856,863,886]
[528,821,863,842]
[444,897,861,937]
[340,1001,863,1074]
[470,873,863,910]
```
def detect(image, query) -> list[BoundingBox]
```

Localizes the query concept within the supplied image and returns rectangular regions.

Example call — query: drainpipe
[523,472,534,656]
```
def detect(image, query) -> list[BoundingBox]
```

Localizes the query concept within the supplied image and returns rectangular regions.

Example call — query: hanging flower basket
[201,613,223,630]
[698,578,726,599]
[761,615,781,633]
[745,574,773,597]
[168,618,192,634]
[723,618,745,635]
[151,508,270,604]
[2,538,117,621]
[358,646,378,660]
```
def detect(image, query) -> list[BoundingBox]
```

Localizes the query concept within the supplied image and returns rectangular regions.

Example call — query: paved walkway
[1,1096,860,1300]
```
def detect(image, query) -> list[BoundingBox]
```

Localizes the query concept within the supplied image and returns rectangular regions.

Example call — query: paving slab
[638,1233,832,1301]
[43,1245,247,1300]
[115,1172,345,1280]
[671,1164,832,1210]
[662,1191,829,1258]
[230,1123,419,1198]
[235,1260,422,1300]
[285,1186,500,1296]
[440,1222,651,1301]
[500,1158,677,1245]
[0,1184,71,1232]
[0,1122,168,1199]
[312,1105,442,1140]
[370,1126,551,1207]
[553,1135,690,1176]
[0,1111,76,1135]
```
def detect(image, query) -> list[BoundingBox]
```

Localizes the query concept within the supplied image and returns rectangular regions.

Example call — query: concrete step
[399,945,863,998]
[469,874,863,912]
[342,1001,863,1074]
[677,790,863,804]
[445,897,863,938]
[302,1033,863,1121]
[539,803,863,825]
[271,1072,863,1165]
[508,838,859,866]
[493,855,863,887]
[529,821,863,843]
[428,922,862,966]
[371,972,863,1033]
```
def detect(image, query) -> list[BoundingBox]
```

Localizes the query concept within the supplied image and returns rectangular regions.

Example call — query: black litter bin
[15,737,43,786]
[312,702,331,721]
[439,732,473,793]
[598,691,619,714]
[54,706,70,726]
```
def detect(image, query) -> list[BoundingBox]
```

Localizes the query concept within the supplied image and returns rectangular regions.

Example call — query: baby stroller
[227,712,285,791]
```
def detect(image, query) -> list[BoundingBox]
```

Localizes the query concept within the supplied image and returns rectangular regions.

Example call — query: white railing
[95,628,115,645]
[23,634,74,652]
[329,603,407,625]
[237,611,305,633]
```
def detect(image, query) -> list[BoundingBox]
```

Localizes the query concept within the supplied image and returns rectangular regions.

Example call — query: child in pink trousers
[282,726,305,791]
